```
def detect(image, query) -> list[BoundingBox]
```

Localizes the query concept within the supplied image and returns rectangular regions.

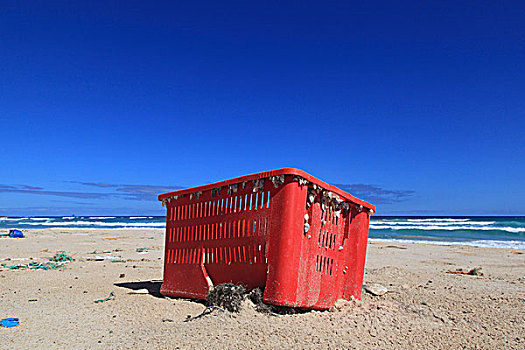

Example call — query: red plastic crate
[158,168,375,310]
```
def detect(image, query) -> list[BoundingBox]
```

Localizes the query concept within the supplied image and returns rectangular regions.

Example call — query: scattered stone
[127,288,149,295]
[364,284,388,296]
[447,267,484,276]
[83,256,121,261]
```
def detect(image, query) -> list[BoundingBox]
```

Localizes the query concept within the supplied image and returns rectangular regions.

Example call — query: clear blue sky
[1,1,524,216]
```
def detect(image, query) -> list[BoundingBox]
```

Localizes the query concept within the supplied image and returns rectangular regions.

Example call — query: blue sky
[1,1,524,216]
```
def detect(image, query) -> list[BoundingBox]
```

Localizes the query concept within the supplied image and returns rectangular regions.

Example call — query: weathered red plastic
[158,168,375,310]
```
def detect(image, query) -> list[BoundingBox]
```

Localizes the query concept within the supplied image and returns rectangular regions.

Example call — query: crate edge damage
[158,168,375,310]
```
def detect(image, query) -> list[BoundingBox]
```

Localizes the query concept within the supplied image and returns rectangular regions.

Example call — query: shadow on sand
[114,281,305,315]
[114,280,164,298]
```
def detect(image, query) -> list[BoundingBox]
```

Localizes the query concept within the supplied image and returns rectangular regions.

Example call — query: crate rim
[158,168,375,211]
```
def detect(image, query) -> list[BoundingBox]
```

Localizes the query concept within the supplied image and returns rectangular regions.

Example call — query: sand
[1,228,523,349]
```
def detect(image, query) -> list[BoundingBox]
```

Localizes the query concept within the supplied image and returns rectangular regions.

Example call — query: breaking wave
[370,224,524,233]
[369,238,525,250]
[1,216,524,249]
[16,220,165,228]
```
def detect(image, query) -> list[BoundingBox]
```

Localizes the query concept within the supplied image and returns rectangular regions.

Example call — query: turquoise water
[369,216,525,249]
[1,216,524,249]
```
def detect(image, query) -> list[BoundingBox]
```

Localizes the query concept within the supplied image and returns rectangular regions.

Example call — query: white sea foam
[372,220,495,226]
[406,218,470,222]
[370,224,525,233]
[48,227,164,231]
[17,221,165,228]
[369,238,525,250]
[129,217,148,219]
[89,217,117,219]
[29,218,50,221]
[62,217,77,219]
[2,217,27,221]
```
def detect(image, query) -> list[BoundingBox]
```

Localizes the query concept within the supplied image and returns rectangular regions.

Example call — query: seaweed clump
[206,283,246,312]
[205,284,305,315]
[246,287,274,314]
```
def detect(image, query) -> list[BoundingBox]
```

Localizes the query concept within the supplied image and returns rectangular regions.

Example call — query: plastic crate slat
[159,169,373,310]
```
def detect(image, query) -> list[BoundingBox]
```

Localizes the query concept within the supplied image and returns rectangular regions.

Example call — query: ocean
[1,216,524,249]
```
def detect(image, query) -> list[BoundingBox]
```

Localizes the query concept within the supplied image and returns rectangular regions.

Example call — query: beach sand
[1,229,523,349]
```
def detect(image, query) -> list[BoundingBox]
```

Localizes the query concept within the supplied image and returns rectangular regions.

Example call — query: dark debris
[206,283,246,312]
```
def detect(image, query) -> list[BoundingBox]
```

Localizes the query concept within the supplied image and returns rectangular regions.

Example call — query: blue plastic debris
[9,229,24,238]
[1,318,19,328]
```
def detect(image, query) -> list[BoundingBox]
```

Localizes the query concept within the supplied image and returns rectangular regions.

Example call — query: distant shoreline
[2,216,525,250]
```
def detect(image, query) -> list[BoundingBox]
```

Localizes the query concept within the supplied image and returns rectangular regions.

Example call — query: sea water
[369,217,525,249]
[1,216,524,249]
